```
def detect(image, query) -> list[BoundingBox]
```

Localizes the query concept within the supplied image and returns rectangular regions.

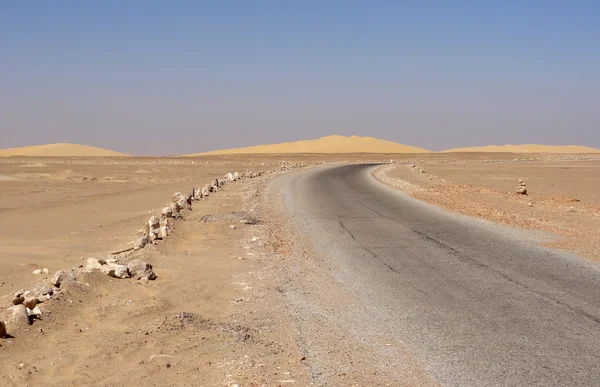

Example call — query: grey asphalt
[274,164,600,386]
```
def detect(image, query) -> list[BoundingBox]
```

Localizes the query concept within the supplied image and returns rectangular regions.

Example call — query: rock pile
[517,179,527,195]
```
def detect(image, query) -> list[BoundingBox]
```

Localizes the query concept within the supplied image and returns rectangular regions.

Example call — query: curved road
[274,164,600,386]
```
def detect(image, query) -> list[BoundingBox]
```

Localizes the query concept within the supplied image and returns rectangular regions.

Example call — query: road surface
[272,164,600,386]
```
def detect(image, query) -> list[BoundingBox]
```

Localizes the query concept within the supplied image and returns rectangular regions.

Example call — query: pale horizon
[1,1,599,155]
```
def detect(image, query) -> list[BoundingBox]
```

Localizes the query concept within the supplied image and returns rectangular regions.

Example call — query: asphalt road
[274,164,600,386]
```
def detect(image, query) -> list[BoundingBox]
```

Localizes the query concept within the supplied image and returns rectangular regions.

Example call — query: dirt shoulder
[0,157,311,386]
[374,156,600,261]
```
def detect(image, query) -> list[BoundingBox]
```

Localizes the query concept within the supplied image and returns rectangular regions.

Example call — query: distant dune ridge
[443,144,600,154]
[0,143,129,157]
[186,135,431,155]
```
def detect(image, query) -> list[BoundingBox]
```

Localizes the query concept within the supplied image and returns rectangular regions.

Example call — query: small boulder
[107,265,129,279]
[134,236,149,250]
[32,269,43,275]
[84,257,102,273]
[516,179,528,195]
[127,259,157,280]
[39,286,53,296]
[233,172,240,180]
[201,185,210,197]
[12,291,25,305]
[224,172,234,182]
[10,304,29,326]
[51,270,77,287]
[42,268,49,275]
[149,216,160,228]
[172,192,183,203]
[29,306,43,319]
[23,296,37,309]
[159,226,169,239]
[162,206,173,218]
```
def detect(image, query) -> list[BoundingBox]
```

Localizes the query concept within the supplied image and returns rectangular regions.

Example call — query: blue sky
[1,1,598,154]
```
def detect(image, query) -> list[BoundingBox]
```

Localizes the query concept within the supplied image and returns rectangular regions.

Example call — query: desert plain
[0,138,599,386]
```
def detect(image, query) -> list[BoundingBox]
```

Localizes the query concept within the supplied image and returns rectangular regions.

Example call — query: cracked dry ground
[0,169,311,387]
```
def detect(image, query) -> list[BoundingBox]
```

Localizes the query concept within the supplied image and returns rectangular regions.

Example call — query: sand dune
[0,143,129,157]
[186,135,431,155]
[443,144,600,154]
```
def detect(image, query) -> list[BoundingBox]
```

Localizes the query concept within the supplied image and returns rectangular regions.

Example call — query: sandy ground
[1,152,599,386]
[374,153,600,260]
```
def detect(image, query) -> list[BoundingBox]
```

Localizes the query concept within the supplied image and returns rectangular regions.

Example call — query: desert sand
[0,143,129,157]
[187,135,431,155]
[1,150,599,386]
[443,144,600,153]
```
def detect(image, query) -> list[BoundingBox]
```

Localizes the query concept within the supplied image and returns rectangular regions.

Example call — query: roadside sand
[374,154,600,260]
[0,156,315,386]
[2,152,599,386]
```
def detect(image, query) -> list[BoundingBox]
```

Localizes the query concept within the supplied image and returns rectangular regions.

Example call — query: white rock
[108,265,129,279]
[149,216,160,228]
[42,268,49,275]
[159,226,169,239]
[51,270,77,287]
[230,225,236,230]
[161,206,173,218]
[84,258,103,273]
[10,304,29,326]
[29,306,43,318]
[127,259,157,280]
[134,236,149,250]
[32,269,43,275]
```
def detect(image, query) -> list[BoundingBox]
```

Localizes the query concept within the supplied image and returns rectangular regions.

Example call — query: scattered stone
[10,304,29,326]
[23,296,37,309]
[230,225,236,230]
[12,292,25,305]
[139,277,149,285]
[201,184,210,197]
[134,236,149,250]
[32,269,43,275]
[42,268,49,275]
[161,206,173,218]
[84,258,102,273]
[159,226,169,239]
[528,202,533,207]
[127,259,157,280]
[51,270,77,287]
[233,172,240,180]
[224,172,234,182]
[29,306,43,319]
[0,321,6,338]
[39,286,53,296]
[107,265,130,279]
[516,179,527,195]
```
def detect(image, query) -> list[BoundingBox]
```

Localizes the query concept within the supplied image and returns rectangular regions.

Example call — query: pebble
[32,269,43,275]
[230,225,236,230]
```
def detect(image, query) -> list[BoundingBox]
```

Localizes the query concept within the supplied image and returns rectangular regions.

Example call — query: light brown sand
[187,135,431,155]
[376,153,600,260]
[443,144,600,153]
[1,152,598,386]
[0,143,129,157]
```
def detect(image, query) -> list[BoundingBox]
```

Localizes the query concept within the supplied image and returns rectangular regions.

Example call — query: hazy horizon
[2,1,599,155]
